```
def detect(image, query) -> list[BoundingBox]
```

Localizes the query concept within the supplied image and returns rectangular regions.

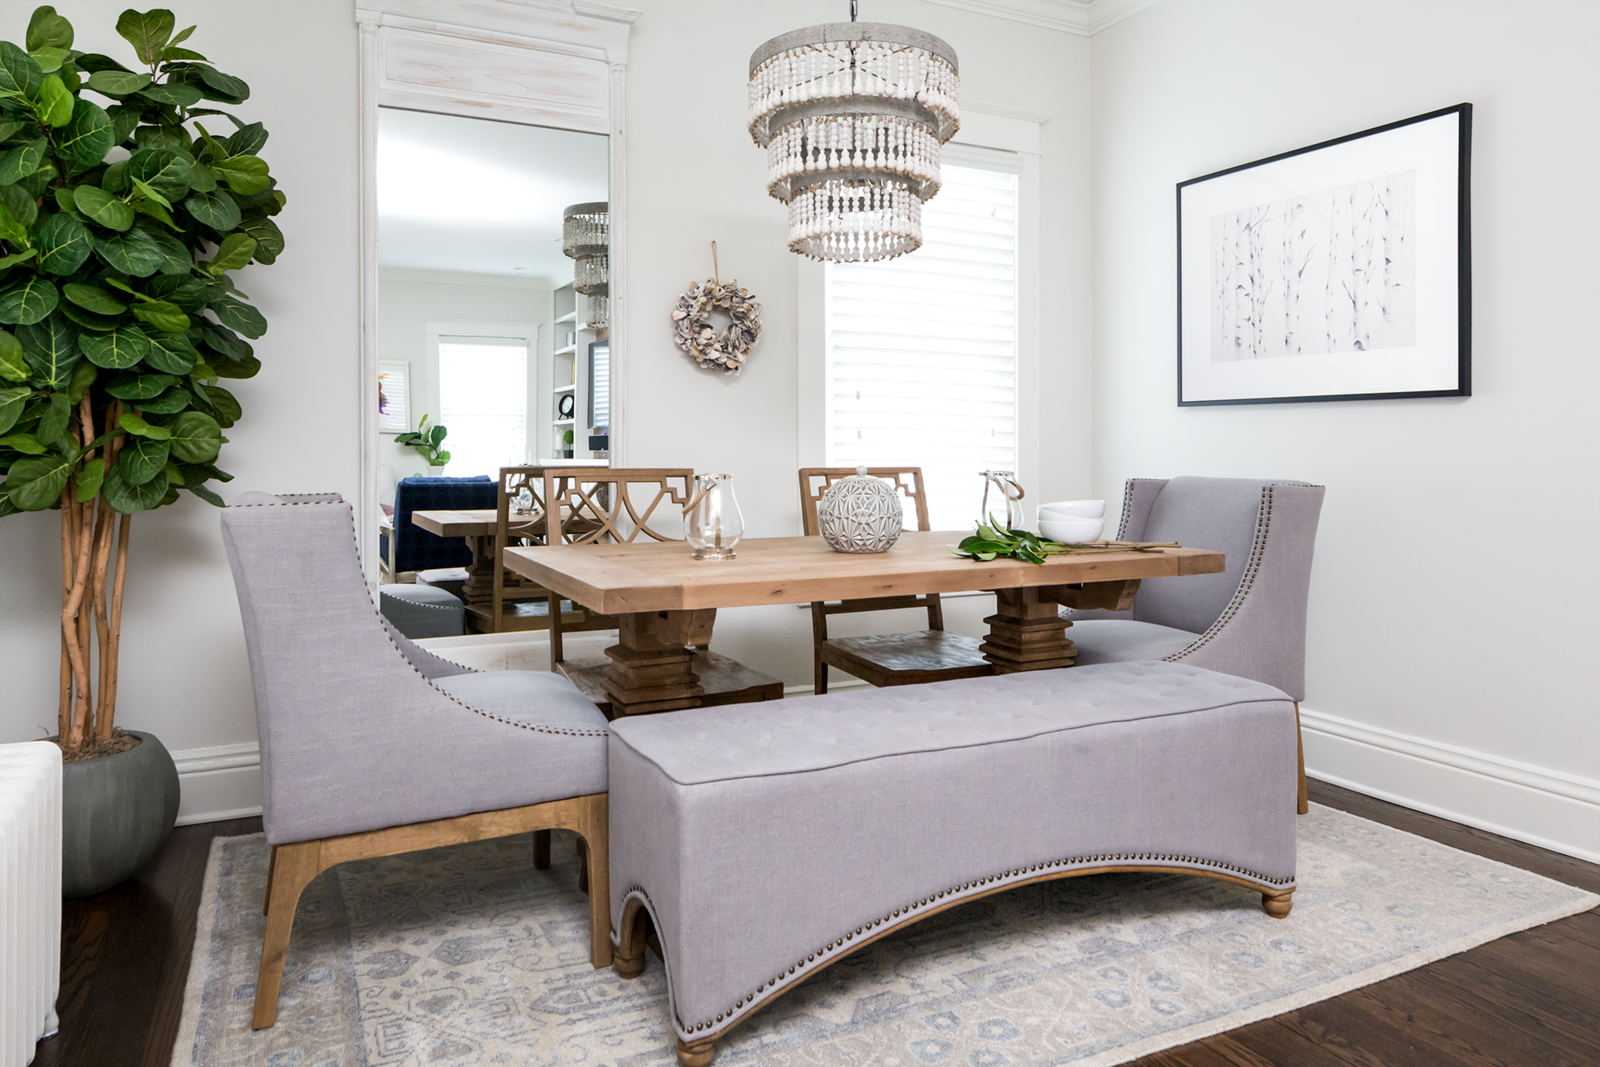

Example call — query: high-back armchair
[222,494,611,1029]
[380,474,495,582]
[1063,476,1325,810]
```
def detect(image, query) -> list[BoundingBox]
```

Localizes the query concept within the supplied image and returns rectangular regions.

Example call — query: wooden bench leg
[253,840,322,1029]
[614,897,649,979]
[678,1037,716,1066]
[1262,889,1294,919]
[1295,702,1308,815]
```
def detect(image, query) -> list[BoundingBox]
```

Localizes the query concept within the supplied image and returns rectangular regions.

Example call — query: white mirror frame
[355,0,639,585]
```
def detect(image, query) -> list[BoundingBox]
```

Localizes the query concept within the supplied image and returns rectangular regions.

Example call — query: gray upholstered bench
[609,660,1299,1065]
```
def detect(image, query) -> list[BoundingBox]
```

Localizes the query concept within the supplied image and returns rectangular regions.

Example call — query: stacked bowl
[1037,500,1105,544]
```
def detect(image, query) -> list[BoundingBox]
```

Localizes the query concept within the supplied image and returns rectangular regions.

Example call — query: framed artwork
[377,360,410,433]
[1177,103,1471,406]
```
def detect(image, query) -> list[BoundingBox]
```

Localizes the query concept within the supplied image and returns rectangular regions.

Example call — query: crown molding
[920,0,1160,37]
[963,99,1052,124]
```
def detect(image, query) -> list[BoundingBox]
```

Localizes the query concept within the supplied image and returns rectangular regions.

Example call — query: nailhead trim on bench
[627,848,1295,1039]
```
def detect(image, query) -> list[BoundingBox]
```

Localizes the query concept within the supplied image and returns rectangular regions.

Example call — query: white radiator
[0,743,61,1067]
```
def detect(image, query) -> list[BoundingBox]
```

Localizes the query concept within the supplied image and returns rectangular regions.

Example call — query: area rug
[170,804,1598,1067]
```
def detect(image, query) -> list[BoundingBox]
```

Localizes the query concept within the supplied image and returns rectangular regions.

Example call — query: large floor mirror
[375,109,611,504]
[356,1,635,582]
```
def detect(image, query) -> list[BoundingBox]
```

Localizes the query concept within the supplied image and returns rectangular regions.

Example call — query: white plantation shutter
[589,339,610,430]
[438,336,528,477]
[825,152,1019,531]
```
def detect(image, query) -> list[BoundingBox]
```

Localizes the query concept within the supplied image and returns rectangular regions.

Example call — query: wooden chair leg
[814,657,828,695]
[533,829,552,869]
[1295,702,1308,815]
[578,794,610,969]
[549,595,565,671]
[253,840,322,1030]
[262,844,278,915]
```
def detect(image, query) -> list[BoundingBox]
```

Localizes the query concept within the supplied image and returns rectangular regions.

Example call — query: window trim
[797,105,1043,531]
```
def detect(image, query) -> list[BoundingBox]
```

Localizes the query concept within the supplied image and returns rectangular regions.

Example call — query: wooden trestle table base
[504,532,1225,718]
[410,508,546,614]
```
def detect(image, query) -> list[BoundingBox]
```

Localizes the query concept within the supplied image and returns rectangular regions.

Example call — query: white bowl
[1039,499,1105,520]
[1039,515,1104,544]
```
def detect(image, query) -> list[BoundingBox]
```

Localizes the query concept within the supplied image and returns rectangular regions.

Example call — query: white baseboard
[1300,706,1600,864]
[173,741,262,825]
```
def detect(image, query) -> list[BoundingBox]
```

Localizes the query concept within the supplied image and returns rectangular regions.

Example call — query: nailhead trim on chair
[1164,481,1323,665]
[233,500,609,740]
[626,848,1295,1041]
[1118,477,1167,542]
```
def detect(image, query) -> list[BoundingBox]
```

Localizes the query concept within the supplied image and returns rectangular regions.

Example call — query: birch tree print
[1210,170,1416,361]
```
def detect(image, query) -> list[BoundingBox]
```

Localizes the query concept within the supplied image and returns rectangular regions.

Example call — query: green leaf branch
[949,517,1077,565]
[395,414,450,467]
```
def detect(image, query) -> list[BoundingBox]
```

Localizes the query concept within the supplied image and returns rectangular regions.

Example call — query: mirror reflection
[375,108,610,517]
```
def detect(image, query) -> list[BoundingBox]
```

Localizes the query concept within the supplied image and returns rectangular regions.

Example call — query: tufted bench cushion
[608,660,1299,1065]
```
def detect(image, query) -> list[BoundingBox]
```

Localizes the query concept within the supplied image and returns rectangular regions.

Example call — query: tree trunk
[57,401,132,757]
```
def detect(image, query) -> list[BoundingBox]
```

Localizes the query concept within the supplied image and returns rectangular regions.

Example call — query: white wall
[376,269,553,488]
[1090,0,1600,859]
[0,1,359,819]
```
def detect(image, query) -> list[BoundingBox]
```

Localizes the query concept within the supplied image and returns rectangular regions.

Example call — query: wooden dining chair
[460,467,566,634]
[798,467,992,694]
[541,467,783,717]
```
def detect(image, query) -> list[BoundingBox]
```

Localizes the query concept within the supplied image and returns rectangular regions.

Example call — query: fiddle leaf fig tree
[0,6,284,757]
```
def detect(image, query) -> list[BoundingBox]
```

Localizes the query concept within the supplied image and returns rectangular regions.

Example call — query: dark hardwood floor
[31,783,1599,1067]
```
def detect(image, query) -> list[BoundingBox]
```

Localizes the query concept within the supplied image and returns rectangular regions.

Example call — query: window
[437,335,528,477]
[824,151,1020,531]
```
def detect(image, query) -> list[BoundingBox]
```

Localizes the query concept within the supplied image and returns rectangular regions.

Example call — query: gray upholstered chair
[221,495,610,1030]
[1063,477,1325,812]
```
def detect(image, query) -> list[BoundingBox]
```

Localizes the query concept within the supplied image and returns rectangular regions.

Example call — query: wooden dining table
[410,507,546,612]
[503,531,1226,717]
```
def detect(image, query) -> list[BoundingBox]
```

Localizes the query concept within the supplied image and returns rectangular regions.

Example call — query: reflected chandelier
[748,3,959,263]
[561,201,609,328]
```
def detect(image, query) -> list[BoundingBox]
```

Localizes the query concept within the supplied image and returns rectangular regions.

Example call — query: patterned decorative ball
[818,467,904,553]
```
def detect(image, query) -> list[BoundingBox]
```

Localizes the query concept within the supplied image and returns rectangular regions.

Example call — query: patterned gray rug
[171,804,1597,1067]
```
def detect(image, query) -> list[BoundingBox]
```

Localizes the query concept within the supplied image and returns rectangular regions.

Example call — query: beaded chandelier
[561,201,609,328]
[748,11,959,263]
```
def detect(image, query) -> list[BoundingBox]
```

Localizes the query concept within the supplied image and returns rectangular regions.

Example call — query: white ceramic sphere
[817,468,904,553]
[1039,515,1104,544]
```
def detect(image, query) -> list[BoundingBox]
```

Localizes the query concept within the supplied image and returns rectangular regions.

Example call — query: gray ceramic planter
[58,731,181,899]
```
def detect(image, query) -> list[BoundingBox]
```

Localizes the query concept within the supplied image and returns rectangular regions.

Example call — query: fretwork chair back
[1061,476,1325,813]
[798,467,992,694]
[221,493,612,1031]
[542,467,784,716]
[468,466,579,634]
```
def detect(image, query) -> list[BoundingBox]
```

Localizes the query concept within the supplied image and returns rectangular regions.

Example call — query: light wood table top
[503,531,1225,615]
[411,508,545,539]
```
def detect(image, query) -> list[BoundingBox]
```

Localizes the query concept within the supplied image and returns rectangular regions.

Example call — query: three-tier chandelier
[748,5,959,263]
[561,201,609,328]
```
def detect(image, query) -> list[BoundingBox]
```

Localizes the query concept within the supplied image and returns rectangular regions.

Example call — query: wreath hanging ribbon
[672,242,762,375]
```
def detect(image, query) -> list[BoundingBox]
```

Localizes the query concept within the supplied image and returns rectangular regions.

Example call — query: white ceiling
[376,108,609,280]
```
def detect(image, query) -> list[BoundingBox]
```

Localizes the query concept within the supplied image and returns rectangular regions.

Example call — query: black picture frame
[1177,103,1471,406]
